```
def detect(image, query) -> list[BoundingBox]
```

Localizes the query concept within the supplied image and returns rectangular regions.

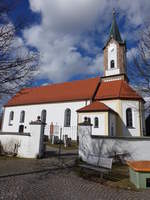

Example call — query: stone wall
[0,122,45,158]
[78,125,150,164]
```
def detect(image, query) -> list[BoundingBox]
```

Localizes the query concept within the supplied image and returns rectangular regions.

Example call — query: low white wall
[0,122,45,158]
[78,125,150,164]
[0,133,31,158]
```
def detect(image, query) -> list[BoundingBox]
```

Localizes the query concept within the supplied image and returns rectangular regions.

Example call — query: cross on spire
[113,8,116,16]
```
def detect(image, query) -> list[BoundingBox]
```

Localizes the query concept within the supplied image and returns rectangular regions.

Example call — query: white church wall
[100,100,119,112]
[100,99,142,137]
[78,112,108,136]
[121,100,141,137]
[2,98,143,139]
[109,112,116,136]
[2,100,88,140]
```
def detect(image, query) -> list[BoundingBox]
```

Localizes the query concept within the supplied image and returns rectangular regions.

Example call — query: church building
[1,12,145,139]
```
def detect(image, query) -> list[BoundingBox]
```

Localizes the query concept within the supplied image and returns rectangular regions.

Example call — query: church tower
[103,10,127,82]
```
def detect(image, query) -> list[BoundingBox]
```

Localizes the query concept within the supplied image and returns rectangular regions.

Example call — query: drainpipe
[77,113,79,145]
[139,101,143,136]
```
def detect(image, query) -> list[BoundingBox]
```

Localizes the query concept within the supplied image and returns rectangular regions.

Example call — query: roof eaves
[77,109,109,113]
[77,108,118,115]
[95,96,142,101]
[4,97,92,107]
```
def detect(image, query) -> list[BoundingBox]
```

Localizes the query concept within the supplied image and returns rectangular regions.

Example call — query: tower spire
[109,9,123,43]
[103,10,127,81]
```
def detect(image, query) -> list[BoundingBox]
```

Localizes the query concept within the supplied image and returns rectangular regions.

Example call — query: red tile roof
[95,80,142,101]
[5,78,143,107]
[77,101,116,113]
[5,77,100,107]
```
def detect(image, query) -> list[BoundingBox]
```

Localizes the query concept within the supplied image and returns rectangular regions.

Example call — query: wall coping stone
[0,132,30,136]
[78,123,93,126]
[91,135,150,140]
[29,121,47,125]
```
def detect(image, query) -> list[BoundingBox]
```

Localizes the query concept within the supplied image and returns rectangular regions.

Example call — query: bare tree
[0,0,39,97]
[128,25,150,113]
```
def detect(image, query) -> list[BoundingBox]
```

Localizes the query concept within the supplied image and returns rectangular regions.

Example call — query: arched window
[64,108,71,127]
[110,60,115,68]
[20,111,25,123]
[41,110,47,123]
[94,117,99,128]
[126,108,133,127]
[9,111,14,125]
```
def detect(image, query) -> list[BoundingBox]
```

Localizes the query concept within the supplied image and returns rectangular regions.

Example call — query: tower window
[111,60,115,68]
[126,108,133,127]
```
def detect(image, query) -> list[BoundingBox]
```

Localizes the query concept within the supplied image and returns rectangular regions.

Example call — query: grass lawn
[105,163,136,190]
[76,162,138,190]
[46,141,78,150]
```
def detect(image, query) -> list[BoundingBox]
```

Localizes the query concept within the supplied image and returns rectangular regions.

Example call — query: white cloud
[23,0,150,83]
[127,47,138,61]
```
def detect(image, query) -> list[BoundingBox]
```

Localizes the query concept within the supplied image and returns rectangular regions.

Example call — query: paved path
[0,168,150,200]
[0,147,150,200]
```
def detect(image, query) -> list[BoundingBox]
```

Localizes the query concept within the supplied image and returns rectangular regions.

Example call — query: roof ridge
[15,77,100,93]
[28,77,100,90]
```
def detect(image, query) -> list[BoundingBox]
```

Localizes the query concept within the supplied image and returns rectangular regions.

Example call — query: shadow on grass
[75,162,138,191]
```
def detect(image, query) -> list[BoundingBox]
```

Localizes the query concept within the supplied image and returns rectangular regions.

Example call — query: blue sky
[8,0,150,86]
